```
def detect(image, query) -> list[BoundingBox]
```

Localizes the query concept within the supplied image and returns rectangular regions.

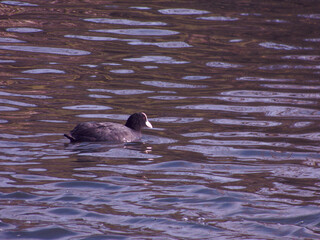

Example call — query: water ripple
[169,145,320,160]
[236,76,294,82]
[12,174,72,181]
[197,16,239,21]
[0,106,18,111]
[221,90,320,100]
[148,95,187,100]
[129,6,151,10]
[260,64,320,70]
[22,69,65,74]
[63,105,111,111]
[109,69,134,74]
[141,81,207,88]
[0,45,90,56]
[0,37,24,43]
[0,59,15,63]
[1,0,38,6]
[1,1,320,239]
[183,75,211,80]
[2,227,76,239]
[56,180,121,190]
[88,94,111,99]
[0,99,36,107]
[93,28,179,36]
[210,118,281,127]
[184,131,320,142]
[84,18,166,26]
[190,139,291,148]
[305,38,320,42]
[0,191,37,199]
[79,148,161,159]
[282,55,320,61]
[151,117,203,123]
[202,96,315,105]
[124,55,189,64]
[6,27,42,33]
[259,42,312,50]
[177,104,320,118]
[158,8,210,15]
[298,14,320,19]
[88,88,153,95]
[0,91,51,99]
[206,61,243,68]
[64,34,118,41]
[261,84,320,90]
[128,41,192,48]
[76,114,128,120]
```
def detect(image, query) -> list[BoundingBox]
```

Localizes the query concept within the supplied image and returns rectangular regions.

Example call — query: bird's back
[66,121,141,142]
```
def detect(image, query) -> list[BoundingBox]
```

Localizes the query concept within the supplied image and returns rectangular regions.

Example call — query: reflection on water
[93,28,179,36]
[124,56,189,64]
[158,8,210,15]
[0,0,320,239]
[6,27,43,33]
[84,18,167,26]
[0,45,91,55]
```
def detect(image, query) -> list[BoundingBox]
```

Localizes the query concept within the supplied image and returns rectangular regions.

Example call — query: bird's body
[64,112,152,143]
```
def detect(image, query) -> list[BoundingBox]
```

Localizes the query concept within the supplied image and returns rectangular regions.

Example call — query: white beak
[145,120,153,128]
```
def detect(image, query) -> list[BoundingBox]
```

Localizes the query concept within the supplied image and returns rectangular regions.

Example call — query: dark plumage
[64,112,152,143]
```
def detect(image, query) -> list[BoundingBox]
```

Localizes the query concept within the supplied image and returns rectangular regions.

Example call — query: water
[0,0,320,239]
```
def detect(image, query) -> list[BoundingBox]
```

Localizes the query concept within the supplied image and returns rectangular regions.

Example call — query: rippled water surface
[1,0,320,239]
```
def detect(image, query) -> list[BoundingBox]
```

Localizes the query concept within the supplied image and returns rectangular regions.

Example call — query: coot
[64,112,152,143]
